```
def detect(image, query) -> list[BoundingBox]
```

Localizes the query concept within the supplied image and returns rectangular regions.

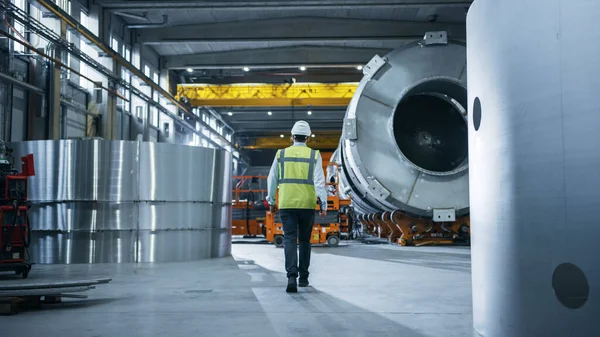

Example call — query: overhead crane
[176,83,358,107]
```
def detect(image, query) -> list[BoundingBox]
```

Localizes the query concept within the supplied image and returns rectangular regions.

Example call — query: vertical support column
[102,60,119,140]
[159,63,174,144]
[48,20,67,140]
[98,7,117,140]
[143,101,150,141]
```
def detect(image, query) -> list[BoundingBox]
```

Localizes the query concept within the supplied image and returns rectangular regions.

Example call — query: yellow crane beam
[242,134,341,149]
[177,83,358,107]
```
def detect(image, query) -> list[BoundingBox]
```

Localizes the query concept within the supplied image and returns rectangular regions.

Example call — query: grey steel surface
[10,140,232,264]
[0,286,95,297]
[0,278,111,290]
[337,40,469,217]
[11,140,140,202]
[468,0,599,336]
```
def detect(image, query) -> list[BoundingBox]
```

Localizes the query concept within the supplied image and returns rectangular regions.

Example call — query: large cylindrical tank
[10,140,232,264]
[338,36,469,217]
[468,0,599,336]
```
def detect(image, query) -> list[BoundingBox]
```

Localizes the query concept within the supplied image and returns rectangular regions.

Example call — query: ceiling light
[268,111,272,116]
[243,67,250,72]
[280,134,285,138]
[311,134,315,138]
[227,112,233,116]
[186,68,193,73]
[299,66,306,71]
[356,65,363,70]
[307,110,312,115]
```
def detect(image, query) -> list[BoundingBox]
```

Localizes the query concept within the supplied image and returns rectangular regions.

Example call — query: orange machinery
[265,193,342,248]
[356,211,470,246]
[231,176,268,237]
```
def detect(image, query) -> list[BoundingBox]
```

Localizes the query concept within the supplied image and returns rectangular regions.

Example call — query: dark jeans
[280,209,315,279]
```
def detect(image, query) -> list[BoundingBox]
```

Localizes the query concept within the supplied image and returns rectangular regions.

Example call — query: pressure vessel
[10,140,232,263]
[468,0,599,336]
[337,33,469,218]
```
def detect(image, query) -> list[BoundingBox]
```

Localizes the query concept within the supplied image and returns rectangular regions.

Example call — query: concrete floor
[1,242,474,337]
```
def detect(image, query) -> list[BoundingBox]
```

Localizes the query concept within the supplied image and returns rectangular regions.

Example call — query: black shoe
[286,278,297,293]
[298,278,309,287]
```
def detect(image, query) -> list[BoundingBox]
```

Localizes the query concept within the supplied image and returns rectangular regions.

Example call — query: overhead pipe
[0,71,45,95]
[122,14,168,38]
[35,0,187,113]
[112,11,149,21]
[0,30,127,101]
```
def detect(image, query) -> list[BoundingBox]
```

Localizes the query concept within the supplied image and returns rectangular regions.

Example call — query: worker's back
[277,146,319,210]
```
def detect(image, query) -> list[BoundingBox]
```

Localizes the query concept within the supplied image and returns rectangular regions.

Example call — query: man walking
[267,121,327,293]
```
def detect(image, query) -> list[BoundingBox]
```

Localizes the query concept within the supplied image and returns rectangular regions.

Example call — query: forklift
[0,142,35,278]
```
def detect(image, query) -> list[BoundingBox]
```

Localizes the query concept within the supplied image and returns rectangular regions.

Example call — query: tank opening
[393,79,468,173]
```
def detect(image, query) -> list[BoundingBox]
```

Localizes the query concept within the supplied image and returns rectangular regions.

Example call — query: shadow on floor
[234,258,446,337]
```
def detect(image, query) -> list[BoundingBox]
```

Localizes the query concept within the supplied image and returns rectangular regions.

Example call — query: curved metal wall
[10,140,232,264]
[468,0,599,336]
[336,40,469,217]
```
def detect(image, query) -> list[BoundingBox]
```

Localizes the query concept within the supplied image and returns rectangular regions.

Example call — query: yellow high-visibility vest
[277,146,319,209]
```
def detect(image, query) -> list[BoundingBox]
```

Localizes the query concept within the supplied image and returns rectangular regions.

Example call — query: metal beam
[166,46,389,69]
[241,134,341,149]
[137,17,465,44]
[185,72,363,84]
[177,83,357,107]
[0,72,45,95]
[94,0,473,10]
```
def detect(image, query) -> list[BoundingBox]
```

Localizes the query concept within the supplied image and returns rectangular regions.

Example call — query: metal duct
[468,0,599,336]
[10,140,232,264]
[337,35,469,217]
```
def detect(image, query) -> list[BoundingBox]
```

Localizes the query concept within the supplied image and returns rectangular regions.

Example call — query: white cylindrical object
[468,0,599,336]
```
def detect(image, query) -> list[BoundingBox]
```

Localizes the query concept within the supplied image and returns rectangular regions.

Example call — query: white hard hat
[291,120,311,136]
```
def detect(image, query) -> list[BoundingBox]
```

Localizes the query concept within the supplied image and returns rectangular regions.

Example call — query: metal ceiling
[95,0,471,137]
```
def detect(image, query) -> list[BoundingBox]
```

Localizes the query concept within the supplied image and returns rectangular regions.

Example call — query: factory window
[209,117,217,130]
[149,107,159,127]
[66,30,72,80]
[58,0,71,12]
[12,0,26,53]
[226,133,232,142]
[119,69,131,113]
[132,51,140,69]
[216,123,223,136]
[30,3,40,20]
[153,72,159,85]
[144,65,150,77]
[80,11,89,29]
[201,139,208,148]
[78,10,96,90]
[134,105,144,120]
[111,37,119,52]
[123,46,131,62]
